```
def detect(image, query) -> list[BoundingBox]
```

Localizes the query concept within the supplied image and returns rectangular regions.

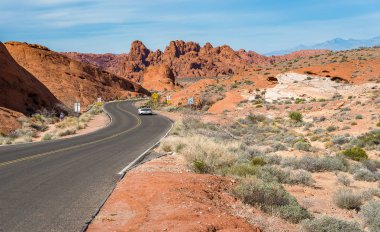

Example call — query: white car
[138,107,153,115]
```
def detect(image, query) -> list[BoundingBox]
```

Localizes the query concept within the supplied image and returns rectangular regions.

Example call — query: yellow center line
[0,102,142,168]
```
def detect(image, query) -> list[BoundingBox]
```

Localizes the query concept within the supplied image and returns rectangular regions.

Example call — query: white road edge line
[117,120,174,175]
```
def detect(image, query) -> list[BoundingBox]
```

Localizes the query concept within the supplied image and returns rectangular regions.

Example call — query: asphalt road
[0,101,172,232]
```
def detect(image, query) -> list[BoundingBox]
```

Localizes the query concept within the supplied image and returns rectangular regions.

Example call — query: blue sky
[1,0,379,54]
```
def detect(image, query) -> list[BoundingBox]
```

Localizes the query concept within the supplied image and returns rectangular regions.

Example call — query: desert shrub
[251,156,267,166]
[257,166,290,183]
[247,114,267,124]
[357,130,380,150]
[362,188,380,200]
[333,188,363,210]
[313,116,326,122]
[342,147,368,161]
[337,173,351,186]
[88,105,103,115]
[288,170,315,186]
[355,114,364,120]
[42,133,53,141]
[282,156,347,172]
[326,125,337,132]
[301,216,363,232]
[161,143,172,152]
[360,200,380,232]
[377,121,380,127]
[57,128,76,137]
[361,159,379,172]
[294,140,312,151]
[264,154,282,165]
[276,201,312,223]
[353,168,379,182]
[233,177,310,223]
[272,142,287,151]
[223,163,258,177]
[182,136,237,174]
[193,160,208,173]
[332,135,351,145]
[289,111,303,122]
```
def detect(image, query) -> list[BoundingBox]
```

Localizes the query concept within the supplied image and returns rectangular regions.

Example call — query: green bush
[333,188,362,210]
[42,133,53,141]
[301,216,363,232]
[193,160,208,173]
[251,156,267,166]
[326,125,337,132]
[294,141,312,151]
[233,178,311,223]
[360,200,380,232]
[223,163,258,177]
[289,111,303,122]
[342,147,368,161]
[377,121,380,127]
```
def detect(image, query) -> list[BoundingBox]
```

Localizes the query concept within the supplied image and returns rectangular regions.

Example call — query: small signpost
[74,102,81,128]
[152,93,159,102]
[97,97,102,106]
[166,95,171,105]
[74,102,81,113]
[187,97,194,106]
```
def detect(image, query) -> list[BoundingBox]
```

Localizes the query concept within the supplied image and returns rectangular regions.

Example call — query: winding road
[0,101,172,232]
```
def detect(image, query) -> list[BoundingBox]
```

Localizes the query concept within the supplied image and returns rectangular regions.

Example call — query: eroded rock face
[0,42,60,115]
[141,65,176,92]
[0,41,61,133]
[5,41,149,108]
[63,41,330,88]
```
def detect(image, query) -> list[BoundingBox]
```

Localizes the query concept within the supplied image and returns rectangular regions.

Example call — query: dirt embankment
[87,155,259,232]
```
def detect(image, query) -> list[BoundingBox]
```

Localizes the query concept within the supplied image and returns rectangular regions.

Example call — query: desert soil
[87,155,261,232]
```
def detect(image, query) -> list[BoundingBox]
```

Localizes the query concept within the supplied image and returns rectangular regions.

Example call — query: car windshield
[141,108,151,111]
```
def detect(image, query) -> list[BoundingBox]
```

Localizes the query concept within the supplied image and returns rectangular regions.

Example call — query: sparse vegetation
[342,147,368,161]
[333,188,362,210]
[289,111,303,122]
[233,177,311,223]
[301,216,363,232]
[360,200,380,232]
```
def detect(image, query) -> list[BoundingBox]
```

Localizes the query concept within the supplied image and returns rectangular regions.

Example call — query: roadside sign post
[97,97,102,106]
[74,102,81,128]
[188,97,194,109]
[166,95,171,105]
[152,93,159,108]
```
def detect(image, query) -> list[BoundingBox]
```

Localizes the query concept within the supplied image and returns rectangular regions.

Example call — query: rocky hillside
[63,41,329,81]
[5,42,149,108]
[0,42,61,133]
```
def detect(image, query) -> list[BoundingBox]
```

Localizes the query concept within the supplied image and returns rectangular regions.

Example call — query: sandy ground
[87,155,261,232]
[33,113,110,142]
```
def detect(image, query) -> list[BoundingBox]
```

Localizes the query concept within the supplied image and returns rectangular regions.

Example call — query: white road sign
[74,103,81,113]
[187,97,194,105]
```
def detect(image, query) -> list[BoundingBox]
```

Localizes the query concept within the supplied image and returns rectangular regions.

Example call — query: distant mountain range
[266,36,380,56]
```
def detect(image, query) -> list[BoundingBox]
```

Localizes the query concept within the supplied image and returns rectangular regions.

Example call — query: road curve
[0,101,172,232]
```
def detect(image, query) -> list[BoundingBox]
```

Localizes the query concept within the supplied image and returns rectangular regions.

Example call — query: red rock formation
[5,41,149,109]
[0,41,60,133]
[141,65,176,92]
[63,41,330,83]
